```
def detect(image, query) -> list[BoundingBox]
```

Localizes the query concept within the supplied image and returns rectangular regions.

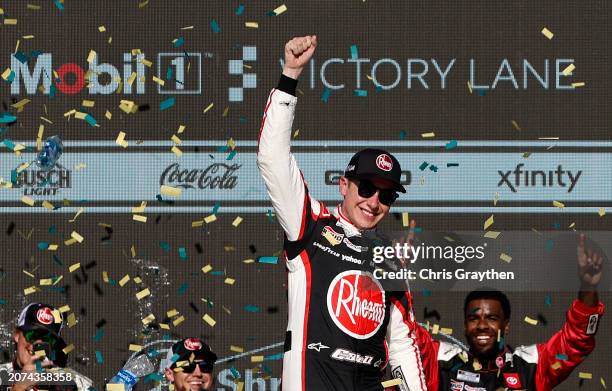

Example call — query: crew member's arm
[256,36,318,245]
[535,234,605,390]
[386,291,428,391]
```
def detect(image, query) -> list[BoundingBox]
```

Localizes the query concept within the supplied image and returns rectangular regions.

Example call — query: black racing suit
[257,75,427,391]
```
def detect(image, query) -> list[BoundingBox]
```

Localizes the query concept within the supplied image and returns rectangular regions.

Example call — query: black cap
[166,338,218,369]
[17,303,63,336]
[344,148,406,193]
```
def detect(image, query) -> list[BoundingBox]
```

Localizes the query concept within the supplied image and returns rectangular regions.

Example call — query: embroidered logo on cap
[375,154,393,172]
[184,338,203,351]
[36,307,54,325]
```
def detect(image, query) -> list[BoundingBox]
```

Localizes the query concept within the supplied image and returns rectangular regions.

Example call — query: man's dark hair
[463,289,511,319]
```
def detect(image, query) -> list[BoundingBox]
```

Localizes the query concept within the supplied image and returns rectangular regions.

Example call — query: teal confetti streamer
[95,351,103,364]
[159,241,171,252]
[178,247,187,260]
[0,299,5,305]
[422,289,432,297]
[399,130,407,140]
[321,88,331,102]
[267,209,275,222]
[2,70,15,83]
[258,256,278,265]
[350,45,358,60]
[555,353,568,360]
[419,162,429,171]
[244,305,260,313]
[212,202,221,214]
[445,140,458,150]
[211,19,221,33]
[230,367,241,378]
[54,0,65,11]
[447,163,459,167]
[160,97,175,111]
[218,145,229,153]
[14,52,28,64]
[37,242,50,250]
[429,165,438,172]
[209,271,224,276]
[84,114,97,126]
[93,328,104,342]
[226,150,237,160]
[166,66,173,80]
[265,353,283,361]
[144,373,163,382]
[178,283,188,295]
[545,295,552,307]
[235,4,245,15]
[48,226,57,234]
[354,89,368,97]
[173,37,185,47]
[0,114,17,124]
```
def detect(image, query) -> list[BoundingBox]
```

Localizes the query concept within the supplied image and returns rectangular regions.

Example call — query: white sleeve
[257,88,316,242]
[386,293,428,391]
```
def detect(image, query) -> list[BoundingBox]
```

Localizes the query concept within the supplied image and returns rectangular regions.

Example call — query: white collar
[333,204,377,238]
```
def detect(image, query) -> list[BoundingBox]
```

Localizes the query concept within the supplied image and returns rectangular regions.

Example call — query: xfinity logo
[498,164,582,193]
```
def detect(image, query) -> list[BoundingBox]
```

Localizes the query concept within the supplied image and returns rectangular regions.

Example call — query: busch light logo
[326,270,385,339]
[160,163,241,189]
[13,165,71,196]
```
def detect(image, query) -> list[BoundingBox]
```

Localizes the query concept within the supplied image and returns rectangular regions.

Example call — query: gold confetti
[598,208,606,217]
[133,276,142,284]
[578,372,592,380]
[82,100,95,107]
[201,264,213,273]
[105,110,112,120]
[571,82,585,88]
[483,215,494,230]
[160,185,182,197]
[224,278,235,285]
[484,231,500,239]
[152,75,165,86]
[63,344,75,354]
[26,4,41,10]
[98,26,106,32]
[136,288,151,300]
[500,253,512,263]
[128,344,143,352]
[102,271,109,283]
[118,275,130,287]
[202,314,216,327]
[204,214,217,223]
[562,63,575,76]
[173,315,185,326]
[23,270,35,278]
[171,146,183,157]
[87,50,97,64]
[232,216,243,227]
[177,125,186,134]
[541,27,554,40]
[222,106,230,117]
[511,120,521,131]
[159,323,170,330]
[2,68,13,80]
[116,131,128,148]
[440,327,453,335]
[524,316,538,325]
[42,200,55,210]
[251,355,264,363]
[40,279,53,286]
[24,286,38,295]
[171,134,182,145]
[21,196,35,206]
[203,102,214,113]
[274,4,288,15]
[167,309,179,317]
[192,220,204,227]
[552,200,565,208]
[142,314,156,325]
[245,22,259,28]
[467,81,473,94]
[67,313,76,328]
[421,132,435,138]
[133,214,147,223]
[230,345,244,353]
[381,379,402,387]
[472,359,482,371]
[4,19,17,25]
[68,263,81,273]
[181,25,194,30]
[71,231,84,243]
[551,361,562,370]
[432,324,440,334]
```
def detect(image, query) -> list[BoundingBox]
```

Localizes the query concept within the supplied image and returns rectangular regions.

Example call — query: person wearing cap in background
[164,338,217,391]
[0,302,93,390]
[257,35,427,390]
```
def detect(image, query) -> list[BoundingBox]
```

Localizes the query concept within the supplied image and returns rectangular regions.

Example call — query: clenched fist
[283,35,317,79]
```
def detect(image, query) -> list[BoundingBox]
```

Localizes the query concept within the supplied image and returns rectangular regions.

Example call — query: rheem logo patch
[326,270,385,339]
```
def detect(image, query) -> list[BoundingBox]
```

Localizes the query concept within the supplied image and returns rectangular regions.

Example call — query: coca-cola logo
[184,338,203,351]
[326,270,385,339]
[36,308,54,325]
[375,154,393,172]
[160,163,241,189]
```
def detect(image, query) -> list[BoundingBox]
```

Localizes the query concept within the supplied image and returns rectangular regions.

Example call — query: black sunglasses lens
[357,181,376,198]
[379,190,398,206]
[181,362,212,373]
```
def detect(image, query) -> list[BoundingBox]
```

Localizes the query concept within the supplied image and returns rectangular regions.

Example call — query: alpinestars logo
[326,270,385,339]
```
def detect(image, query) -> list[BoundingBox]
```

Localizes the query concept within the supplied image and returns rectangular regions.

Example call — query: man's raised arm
[257,36,318,241]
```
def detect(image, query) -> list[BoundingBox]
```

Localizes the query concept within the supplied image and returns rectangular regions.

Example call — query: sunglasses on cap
[24,330,58,346]
[174,361,214,374]
[356,180,399,206]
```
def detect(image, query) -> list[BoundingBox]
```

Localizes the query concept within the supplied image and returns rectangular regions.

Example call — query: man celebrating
[164,338,217,391]
[416,234,605,390]
[0,302,93,390]
[257,35,427,390]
